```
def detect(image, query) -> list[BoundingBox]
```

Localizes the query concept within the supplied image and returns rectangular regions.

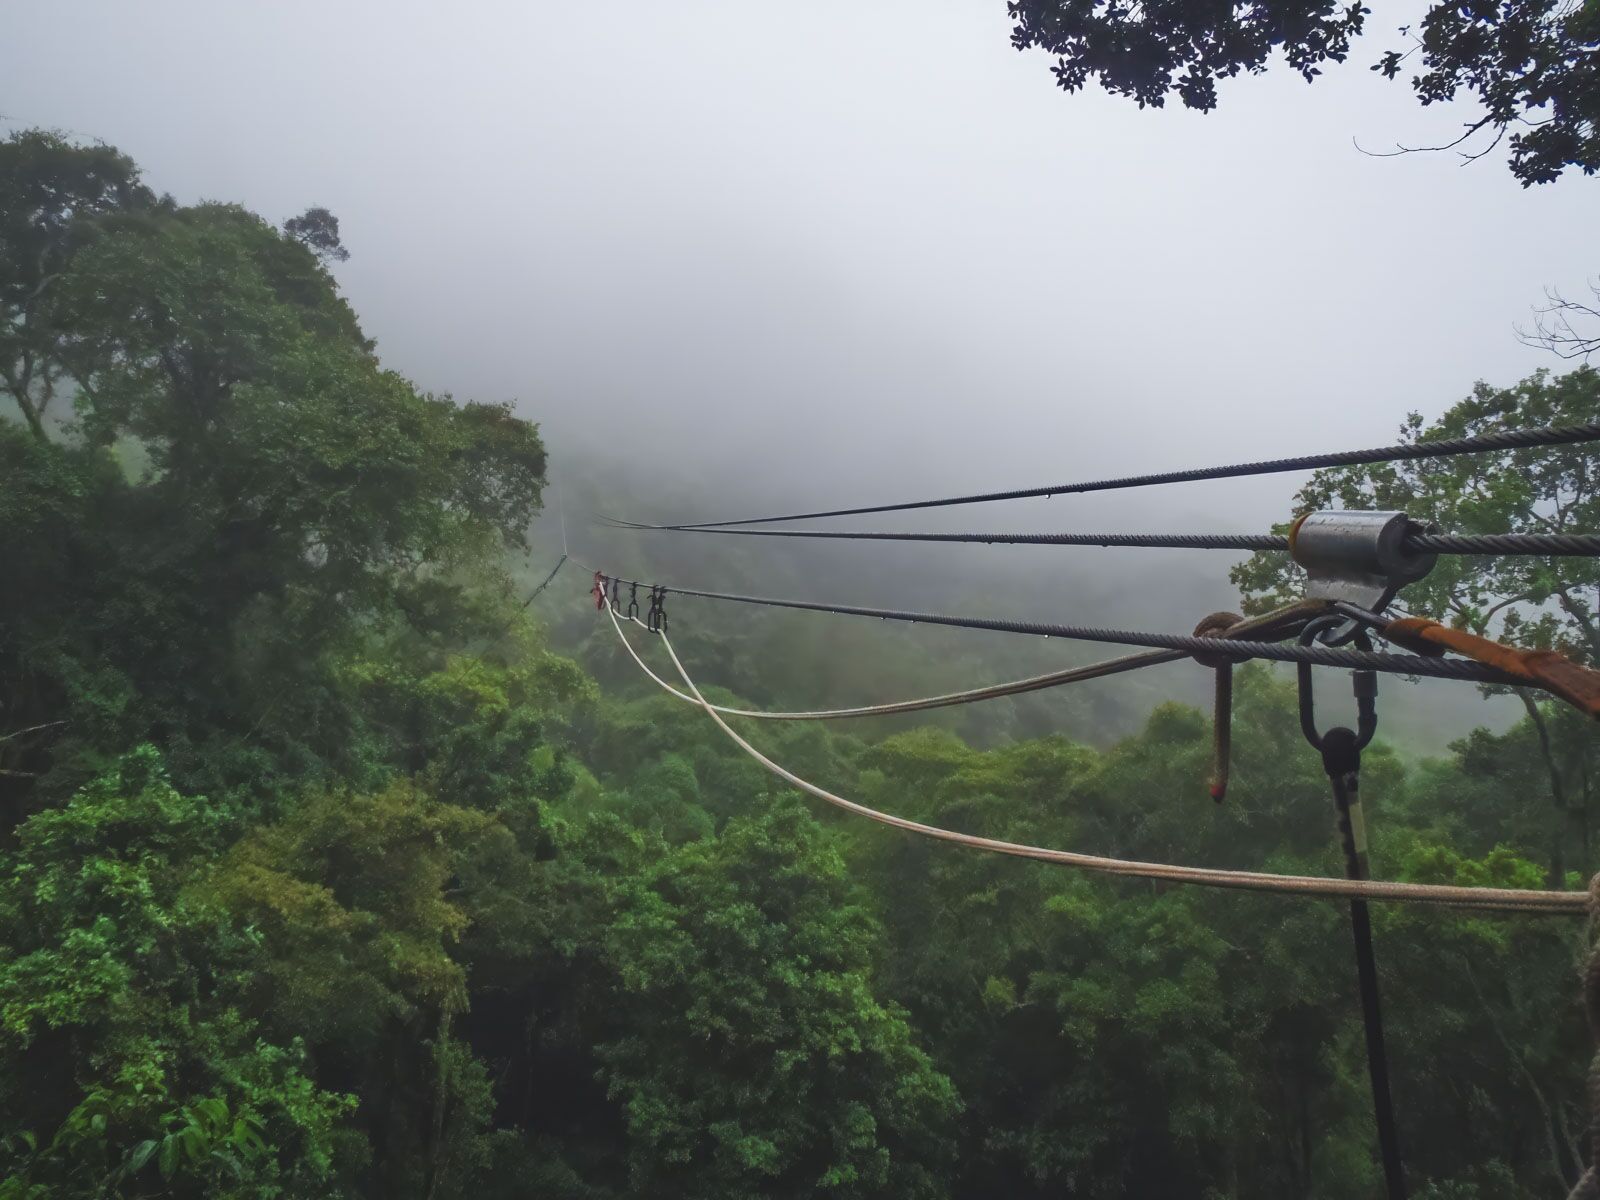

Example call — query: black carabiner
[1298,615,1378,755]
[646,585,668,634]
[1296,614,1405,1200]
[627,582,640,620]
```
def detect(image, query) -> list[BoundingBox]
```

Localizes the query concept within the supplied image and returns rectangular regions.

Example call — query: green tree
[0,748,353,1198]
[0,130,160,439]
[1007,0,1600,184]
[204,780,509,1198]
[0,133,548,812]
[584,800,959,1199]
[1233,366,1600,881]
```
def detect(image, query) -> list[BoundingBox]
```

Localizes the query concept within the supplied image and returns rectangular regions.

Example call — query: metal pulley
[1289,511,1438,611]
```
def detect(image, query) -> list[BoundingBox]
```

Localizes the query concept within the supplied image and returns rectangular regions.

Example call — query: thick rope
[609,612,1183,719]
[1569,875,1600,1198]
[1192,610,1243,803]
[607,599,1314,723]
[621,608,1587,914]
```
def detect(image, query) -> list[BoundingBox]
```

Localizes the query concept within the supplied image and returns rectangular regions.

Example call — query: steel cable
[596,571,1527,684]
[610,421,1600,530]
[519,553,569,609]
[626,608,1585,914]
[608,610,1184,719]
[603,521,1600,558]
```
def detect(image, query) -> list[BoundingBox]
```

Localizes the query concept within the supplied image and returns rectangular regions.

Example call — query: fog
[10,0,1597,747]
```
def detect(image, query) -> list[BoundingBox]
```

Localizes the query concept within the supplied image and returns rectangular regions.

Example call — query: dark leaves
[1009,0,1600,183]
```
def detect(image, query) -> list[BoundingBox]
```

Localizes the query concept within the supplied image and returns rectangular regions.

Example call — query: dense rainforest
[3,130,1600,1199]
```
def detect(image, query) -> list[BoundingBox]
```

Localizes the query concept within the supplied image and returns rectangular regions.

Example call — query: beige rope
[609,599,1323,722]
[610,612,1181,720]
[615,608,1587,914]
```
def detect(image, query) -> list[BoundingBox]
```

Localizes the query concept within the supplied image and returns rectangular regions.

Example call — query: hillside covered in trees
[4,131,1600,1199]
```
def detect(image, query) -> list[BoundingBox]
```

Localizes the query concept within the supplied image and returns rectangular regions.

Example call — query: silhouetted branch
[1518,280,1600,361]
[1352,113,1496,160]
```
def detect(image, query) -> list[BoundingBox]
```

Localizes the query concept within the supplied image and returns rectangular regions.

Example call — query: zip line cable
[610,421,1600,530]
[513,487,574,610]
[557,484,570,556]
[609,609,1185,718]
[606,598,1329,721]
[600,519,1600,559]
[615,607,1585,914]
[519,554,568,609]
[594,571,1527,684]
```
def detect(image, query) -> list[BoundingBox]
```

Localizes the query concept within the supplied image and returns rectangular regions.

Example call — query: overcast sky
[8,0,1597,538]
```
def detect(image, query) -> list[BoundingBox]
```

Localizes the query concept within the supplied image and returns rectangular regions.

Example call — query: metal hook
[627,582,640,620]
[645,585,667,634]
[1294,617,1403,1199]
[1298,615,1378,754]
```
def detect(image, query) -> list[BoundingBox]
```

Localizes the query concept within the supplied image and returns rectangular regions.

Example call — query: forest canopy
[2,129,1599,1199]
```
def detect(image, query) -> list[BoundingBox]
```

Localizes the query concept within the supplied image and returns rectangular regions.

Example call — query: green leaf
[127,1139,158,1173]
[158,1135,180,1180]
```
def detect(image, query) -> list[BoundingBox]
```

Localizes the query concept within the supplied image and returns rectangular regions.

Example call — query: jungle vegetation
[2,129,1599,1198]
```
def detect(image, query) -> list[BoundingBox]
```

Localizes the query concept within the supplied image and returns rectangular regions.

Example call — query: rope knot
[1191,611,1246,669]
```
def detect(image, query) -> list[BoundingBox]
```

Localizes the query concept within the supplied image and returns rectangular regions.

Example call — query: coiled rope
[614,607,1586,914]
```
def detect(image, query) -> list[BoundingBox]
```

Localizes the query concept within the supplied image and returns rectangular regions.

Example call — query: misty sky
[8,0,1598,542]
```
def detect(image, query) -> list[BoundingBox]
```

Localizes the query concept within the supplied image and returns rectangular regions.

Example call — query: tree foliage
[1234,366,1600,882]
[1007,0,1600,184]
[2,128,1596,1198]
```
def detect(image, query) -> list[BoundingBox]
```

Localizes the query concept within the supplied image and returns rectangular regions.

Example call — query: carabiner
[1298,615,1378,755]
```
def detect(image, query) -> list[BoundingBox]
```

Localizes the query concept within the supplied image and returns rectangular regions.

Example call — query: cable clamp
[1290,510,1438,611]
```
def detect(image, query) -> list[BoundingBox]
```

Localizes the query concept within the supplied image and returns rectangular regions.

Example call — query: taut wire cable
[610,421,1600,530]
[614,607,1587,915]
[600,519,1600,559]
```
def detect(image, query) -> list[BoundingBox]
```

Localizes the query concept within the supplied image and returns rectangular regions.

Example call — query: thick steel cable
[603,521,1600,558]
[612,421,1600,530]
[609,608,1184,718]
[597,572,1527,684]
[635,611,1584,914]
[519,553,568,609]
[1408,532,1600,557]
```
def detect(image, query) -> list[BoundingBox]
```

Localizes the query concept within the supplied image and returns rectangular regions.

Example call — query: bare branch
[0,720,65,744]
[1518,279,1600,361]
[1352,113,1497,160]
